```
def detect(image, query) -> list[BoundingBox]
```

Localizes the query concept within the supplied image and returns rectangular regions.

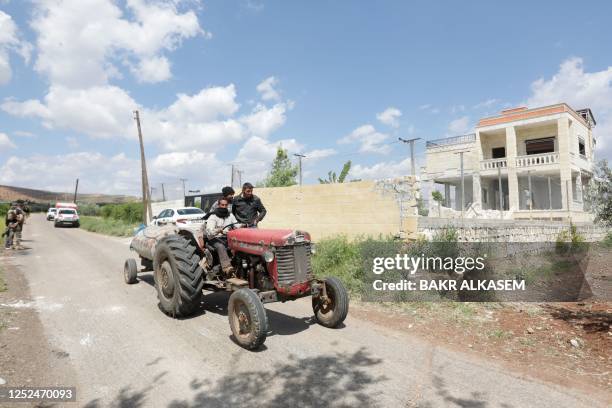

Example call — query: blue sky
[0,0,611,198]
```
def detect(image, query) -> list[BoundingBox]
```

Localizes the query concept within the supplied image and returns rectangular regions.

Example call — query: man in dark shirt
[232,182,267,226]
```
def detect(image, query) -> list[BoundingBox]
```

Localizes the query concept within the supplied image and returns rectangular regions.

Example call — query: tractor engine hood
[227,228,311,254]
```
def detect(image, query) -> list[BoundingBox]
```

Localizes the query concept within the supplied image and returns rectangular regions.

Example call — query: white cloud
[152,150,220,177]
[447,116,471,135]
[376,107,402,128]
[2,84,246,151]
[304,148,336,161]
[473,98,499,109]
[131,55,172,83]
[0,152,140,194]
[30,0,204,87]
[0,10,32,85]
[13,130,36,138]
[241,102,289,138]
[339,124,390,154]
[256,76,281,101]
[419,104,439,114]
[234,136,303,183]
[526,57,612,159]
[350,158,411,180]
[164,84,239,122]
[0,132,16,150]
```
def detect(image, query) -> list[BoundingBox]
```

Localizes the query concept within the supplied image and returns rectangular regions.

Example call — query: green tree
[262,147,298,187]
[319,160,352,184]
[584,159,612,227]
[431,190,444,217]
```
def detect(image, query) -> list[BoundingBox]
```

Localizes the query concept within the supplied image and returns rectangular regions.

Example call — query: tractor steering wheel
[221,222,241,233]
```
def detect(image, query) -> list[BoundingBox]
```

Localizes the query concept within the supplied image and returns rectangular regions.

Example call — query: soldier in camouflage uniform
[4,207,17,249]
[13,203,25,250]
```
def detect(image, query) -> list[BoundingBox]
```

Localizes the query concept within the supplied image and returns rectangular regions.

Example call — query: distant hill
[0,185,138,204]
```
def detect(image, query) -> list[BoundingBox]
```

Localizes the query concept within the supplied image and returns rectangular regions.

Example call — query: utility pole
[237,170,244,187]
[230,164,235,189]
[179,178,187,198]
[73,178,79,203]
[161,183,166,201]
[398,137,421,177]
[294,154,306,186]
[150,187,156,201]
[134,110,153,224]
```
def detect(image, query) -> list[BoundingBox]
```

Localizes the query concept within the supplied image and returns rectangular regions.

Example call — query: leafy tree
[431,190,444,217]
[262,147,298,187]
[319,160,352,184]
[584,159,612,227]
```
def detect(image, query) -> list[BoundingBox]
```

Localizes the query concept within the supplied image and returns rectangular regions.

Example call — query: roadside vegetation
[0,265,6,292]
[78,202,143,237]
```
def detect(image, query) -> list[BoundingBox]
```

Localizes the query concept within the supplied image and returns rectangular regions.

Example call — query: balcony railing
[516,152,559,167]
[426,133,476,148]
[481,158,507,170]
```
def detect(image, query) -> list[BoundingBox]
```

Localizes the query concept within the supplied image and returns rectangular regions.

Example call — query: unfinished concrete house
[422,103,597,221]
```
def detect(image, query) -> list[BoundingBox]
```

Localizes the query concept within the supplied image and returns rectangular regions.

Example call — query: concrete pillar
[558,117,573,210]
[575,170,583,208]
[505,126,519,212]
[444,184,451,207]
[472,174,482,211]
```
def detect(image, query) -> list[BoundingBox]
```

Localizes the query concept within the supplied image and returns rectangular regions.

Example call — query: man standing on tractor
[205,198,239,274]
[232,182,267,227]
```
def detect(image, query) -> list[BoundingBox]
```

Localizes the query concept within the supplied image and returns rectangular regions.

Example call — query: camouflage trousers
[11,225,22,249]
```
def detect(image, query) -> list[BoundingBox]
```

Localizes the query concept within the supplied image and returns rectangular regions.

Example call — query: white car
[54,208,80,228]
[46,208,57,221]
[152,207,205,226]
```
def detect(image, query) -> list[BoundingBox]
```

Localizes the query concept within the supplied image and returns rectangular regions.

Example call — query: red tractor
[124,224,349,349]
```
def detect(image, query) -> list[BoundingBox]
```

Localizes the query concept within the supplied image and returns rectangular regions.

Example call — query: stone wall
[417,217,608,242]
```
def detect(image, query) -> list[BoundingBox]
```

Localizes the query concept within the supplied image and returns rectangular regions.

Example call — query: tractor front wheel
[312,277,349,328]
[228,289,268,350]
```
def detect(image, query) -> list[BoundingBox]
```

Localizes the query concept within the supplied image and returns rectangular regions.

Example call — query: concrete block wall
[417,217,608,242]
[255,179,418,241]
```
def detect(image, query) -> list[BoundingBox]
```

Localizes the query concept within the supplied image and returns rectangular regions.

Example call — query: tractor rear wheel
[228,289,268,350]
[124,258,138,284]
[153,235,204,317]
[312,277,349,328]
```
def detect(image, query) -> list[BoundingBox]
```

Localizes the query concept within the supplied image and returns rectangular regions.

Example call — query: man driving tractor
[205,197,239,274]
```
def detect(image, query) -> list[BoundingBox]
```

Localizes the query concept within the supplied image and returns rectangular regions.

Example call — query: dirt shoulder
[0,249,77,406]
[351,300,611,403]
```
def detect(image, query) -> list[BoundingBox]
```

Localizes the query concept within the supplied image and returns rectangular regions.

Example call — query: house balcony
[480,158,507,171]
[516,152,559,168]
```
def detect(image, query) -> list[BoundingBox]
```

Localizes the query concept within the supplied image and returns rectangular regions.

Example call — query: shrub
[311,236,363,293]
[99,203,143,224]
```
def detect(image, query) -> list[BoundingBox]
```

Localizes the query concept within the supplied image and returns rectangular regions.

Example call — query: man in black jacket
[232,182,267,226]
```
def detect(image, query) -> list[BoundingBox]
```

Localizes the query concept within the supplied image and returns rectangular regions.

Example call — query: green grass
[79,216,138,237]
[0,264,6,292]
[312,235,363,293]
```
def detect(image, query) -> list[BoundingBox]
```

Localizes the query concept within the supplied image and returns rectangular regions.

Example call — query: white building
[422,103,597,221]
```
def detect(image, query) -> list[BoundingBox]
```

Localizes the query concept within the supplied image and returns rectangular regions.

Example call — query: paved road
[1,215,605,407]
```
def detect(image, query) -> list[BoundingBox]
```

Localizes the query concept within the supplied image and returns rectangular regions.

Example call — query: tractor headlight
[310,244,316,255]
[263,250,275,263]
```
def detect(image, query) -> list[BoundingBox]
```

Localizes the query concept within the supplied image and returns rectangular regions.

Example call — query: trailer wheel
[312,277,349,328]
[124,258,138,284]
[153,235,204,317]
[228,289,268,350]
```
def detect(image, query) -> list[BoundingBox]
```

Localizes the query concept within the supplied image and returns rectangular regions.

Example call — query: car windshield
[50,209,57,213]
[59,209,76,215]
[177,208,204,215]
